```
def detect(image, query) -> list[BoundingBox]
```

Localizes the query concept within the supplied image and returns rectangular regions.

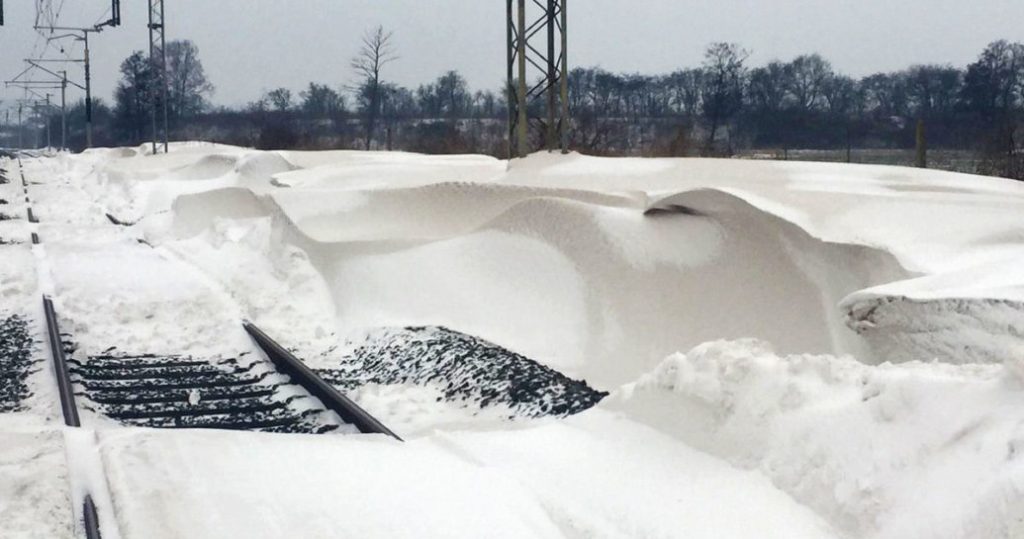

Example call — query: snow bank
[842,257,1024,364]
[97,412,836,539]
[162,215,340,364]
[311,188,906,386]
[274,150,505,189]
[16,144,1024,537]
[607,339,1024,538]
[99,428,565,539]
[164,153,239,181]
[158,213,610,432]
[504,153,1024,272]
[168,187,270,239]
[268,182,639,243]
[235,152,297,186]
[137,147,1024,382]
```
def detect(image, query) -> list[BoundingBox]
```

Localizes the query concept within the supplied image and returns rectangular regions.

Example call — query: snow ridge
[845,295,1024,364]
[608,339,1024,539]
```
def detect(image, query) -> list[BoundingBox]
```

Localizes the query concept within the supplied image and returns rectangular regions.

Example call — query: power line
[26,1,122,148]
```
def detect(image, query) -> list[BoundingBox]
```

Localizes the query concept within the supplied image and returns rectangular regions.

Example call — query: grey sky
[2,0,1024,110]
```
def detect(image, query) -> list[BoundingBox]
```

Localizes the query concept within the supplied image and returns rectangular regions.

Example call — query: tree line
[6,32,1024,179]
[569,40,1024,178]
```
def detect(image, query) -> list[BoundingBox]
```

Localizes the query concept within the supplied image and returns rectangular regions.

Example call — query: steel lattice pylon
[148,0,169,153]
[506,0,569,158]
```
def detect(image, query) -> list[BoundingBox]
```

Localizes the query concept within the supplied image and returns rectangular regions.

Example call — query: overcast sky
[2,0,1024,111]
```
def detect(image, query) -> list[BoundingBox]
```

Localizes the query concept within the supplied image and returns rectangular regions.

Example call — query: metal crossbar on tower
[148,0,169,154]
[506,0,569,158]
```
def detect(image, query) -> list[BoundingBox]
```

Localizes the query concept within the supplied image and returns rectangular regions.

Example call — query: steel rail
[43,297,104,538]
[43,296,80,426]
[243,322,402,440]
[83,495,101,539]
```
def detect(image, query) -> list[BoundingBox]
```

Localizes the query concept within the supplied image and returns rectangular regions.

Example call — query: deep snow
[607,339,1024,538]
[3,144,1024,538]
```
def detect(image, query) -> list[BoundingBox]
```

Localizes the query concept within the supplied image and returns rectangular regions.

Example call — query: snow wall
[169,179,908,388]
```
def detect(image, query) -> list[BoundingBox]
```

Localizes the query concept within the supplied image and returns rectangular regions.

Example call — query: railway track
[42,296,400,538]
[8,153,399,538]
[68,351,340,433]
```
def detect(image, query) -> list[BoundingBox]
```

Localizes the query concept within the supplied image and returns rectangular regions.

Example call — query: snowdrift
[288,188,905,386]
[17,144,1024,538]
[607,339,1024,539]
[134,146,1024,382]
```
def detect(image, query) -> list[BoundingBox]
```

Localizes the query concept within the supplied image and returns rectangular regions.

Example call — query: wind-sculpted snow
[607,339,1024,539]
[845,295,1024,364]
[165,153,240,181]
[162,170,912,388]
[313,187,908,387]
[23,144,1024,538]
[269,181,641,243]
[235,152,297,185]
[318,326,608,419]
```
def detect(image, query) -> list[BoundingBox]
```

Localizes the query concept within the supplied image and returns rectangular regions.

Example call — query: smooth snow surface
[0,429,73,538]
[98,413,834,539]
[4,144,1024,538]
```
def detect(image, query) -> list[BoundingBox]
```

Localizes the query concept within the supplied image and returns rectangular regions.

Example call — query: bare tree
[351,26,397,150]
[265,88,293,112]
[300,83,345,118]
[785,54,832,111]
[822,74,860,116]
[747,62,788,113]
[667,68,703,118]
[700,42,748,153]
[165,40,214,120]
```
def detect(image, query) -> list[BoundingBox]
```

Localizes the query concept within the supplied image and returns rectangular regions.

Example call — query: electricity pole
[505,0,570,158]
[60,71,67,150]
[44,94,51,149]
[83,31,92,147]
[8,62,84,151]
[5,85,61,153]
[35,29,97,147]
[35,1,121,149]
[149,0,169,154]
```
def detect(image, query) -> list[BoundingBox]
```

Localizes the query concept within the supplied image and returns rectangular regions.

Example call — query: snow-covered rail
[34,247,344,433]
[243,322,402,440]
[83,496,101,539]
[42,295,104,539]
[43,296,80,427]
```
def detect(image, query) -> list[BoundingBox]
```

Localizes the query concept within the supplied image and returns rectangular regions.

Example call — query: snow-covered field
[2,143,1024,538]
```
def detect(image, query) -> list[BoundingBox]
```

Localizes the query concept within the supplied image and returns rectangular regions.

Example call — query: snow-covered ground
[2,143,1024,538]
